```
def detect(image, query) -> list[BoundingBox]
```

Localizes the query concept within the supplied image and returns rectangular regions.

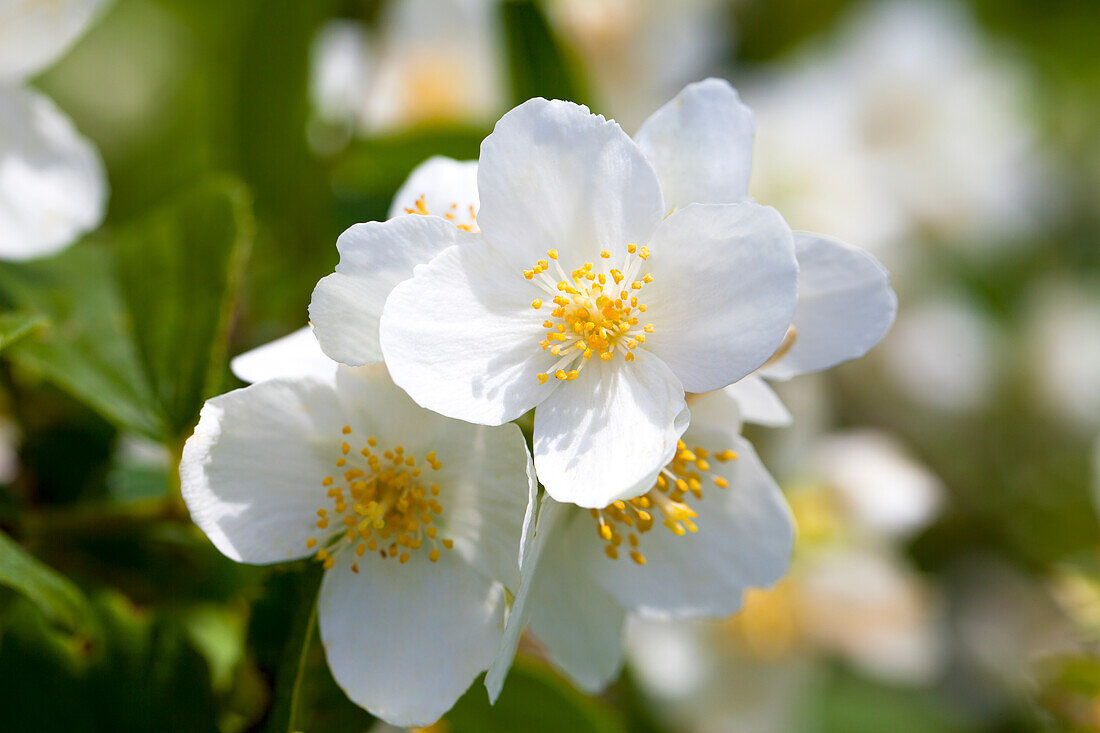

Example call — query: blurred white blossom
[882,293,1001,413]
[747,0,1047,263]
[0,0,108,260]
[548,0,730,130]
[1022,277,1100,435]
[309,0,504,143]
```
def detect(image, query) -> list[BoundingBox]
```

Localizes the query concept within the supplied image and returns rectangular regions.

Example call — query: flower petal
[719,375,792,428]
[387,156,479,228]
[310,214,465,366]
[0,0,105,82]
[476,97,664,269]
[328,364,532,585]
[485,491,553,702]
[230,327,337,385]
[0,86,106,260]
[759,232,896,381]
[589,436,794,619]
[380,236,555,425]
[634,78,755,211]
[319,549,505,727]
[642,202,798,393]
[179,378,345,564]
[533,351,688,508]
[524,502,627,693]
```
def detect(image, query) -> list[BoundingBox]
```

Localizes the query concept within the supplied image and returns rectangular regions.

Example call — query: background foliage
[1,0,1098,730]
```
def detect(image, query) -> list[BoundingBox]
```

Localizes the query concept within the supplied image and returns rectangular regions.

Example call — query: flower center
[590,440,737,565]
[524,245,655,384]
[405,194,478,232]
[307,425,454,573]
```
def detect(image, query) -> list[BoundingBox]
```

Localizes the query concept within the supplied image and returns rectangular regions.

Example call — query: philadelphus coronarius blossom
[180,363,535,726]
[358,98,800,507]
[631,78,897,427]
[484,388,794,695]
[0,0,108,260]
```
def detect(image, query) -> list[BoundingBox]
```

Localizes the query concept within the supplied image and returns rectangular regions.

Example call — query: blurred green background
[0,0,1098,730]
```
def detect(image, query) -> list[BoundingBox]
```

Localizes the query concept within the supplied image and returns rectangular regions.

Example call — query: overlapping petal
[179,377,345,564]
[387,155,479,226]
[642,203,798,393]
[720,375,792,428]
[588,436,793,619]
[476,97,664,270]
[380,236,556,425]
[533,351,688,507]
[760,232,896,380]
[310,214,466,366]
[230,326,336,385]
[319,548,505,727]
[522,503,627,693]
[634,78,755,212]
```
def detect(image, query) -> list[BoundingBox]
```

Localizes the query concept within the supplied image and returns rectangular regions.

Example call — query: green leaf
[0,312,46,352]
[446,657,625,733]
[0,245,164,439]
[114,176,254,438]
[501,0,589,106]
[0,530,94,636]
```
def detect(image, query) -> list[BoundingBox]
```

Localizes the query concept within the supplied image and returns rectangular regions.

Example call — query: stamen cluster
[525,245,656,384]
[405,194,478,232]
[307,425,453,573]
[591,441,738,565]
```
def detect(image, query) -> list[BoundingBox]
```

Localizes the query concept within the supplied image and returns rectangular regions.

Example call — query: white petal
[330,364,533,585]
[476,97,664,269]
[421,418,534,589]
[0,85,106,260]
[310,214,464,366]
[179,378,345,564]
[380,236,555,425]
[759,232,897,381]
[485,490,551,702]
[634,78,755,211]
[387,156,479,229]
[533,351,688,508]
[642,203,798,393]
[525,502,627,693]
[684,387,745,445]
[0,0,105,82]
[229,327,337,385]
[589,436,794,619]
[719,375,791,428]
[319,549,505,727]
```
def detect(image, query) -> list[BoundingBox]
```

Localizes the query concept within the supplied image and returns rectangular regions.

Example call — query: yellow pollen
[592,441,737,564]
[305,426,456,572]
[524,246,656,382]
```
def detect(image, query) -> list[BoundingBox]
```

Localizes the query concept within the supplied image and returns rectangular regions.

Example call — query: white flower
[230,155,477,386]
[486,388,794,696]
[360,98,798,507]
[309,0,504,136]
[309,155,479,367]
[624,429,947,732]
[180,363,536,726]
[0,0,108,260]
[633,78,897,427]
